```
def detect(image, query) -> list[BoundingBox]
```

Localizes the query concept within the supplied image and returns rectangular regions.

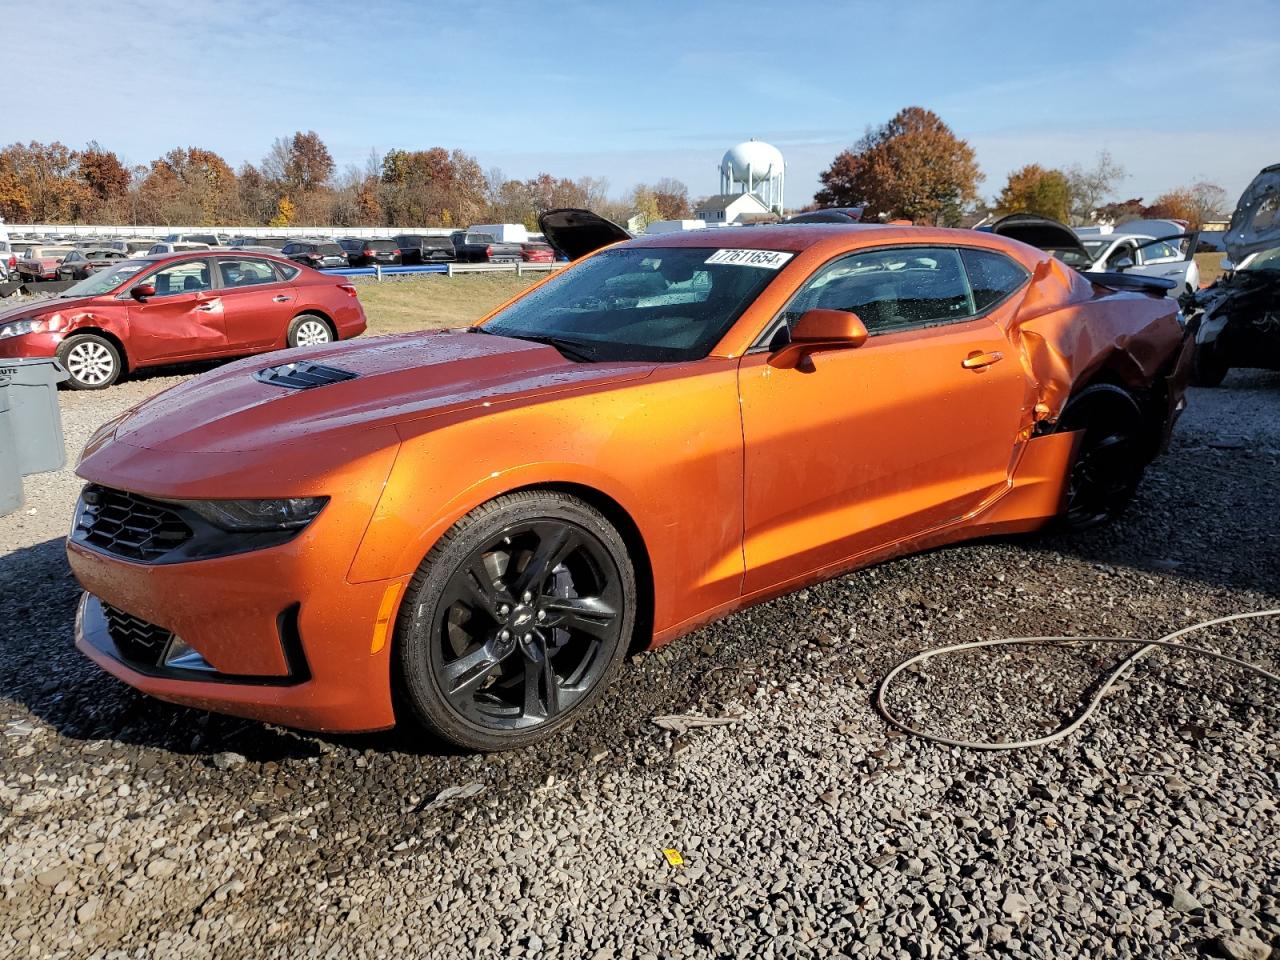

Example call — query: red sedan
[0,251,366,389]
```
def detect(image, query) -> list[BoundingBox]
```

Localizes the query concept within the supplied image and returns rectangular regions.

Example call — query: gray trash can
[0,375,21,515]
[0,357,70,475]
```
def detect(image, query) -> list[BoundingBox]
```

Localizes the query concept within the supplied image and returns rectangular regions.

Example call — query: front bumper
[69,538,407,734]
[0,331,63,359]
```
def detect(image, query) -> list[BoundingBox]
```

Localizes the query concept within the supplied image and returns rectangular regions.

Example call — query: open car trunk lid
[539,208,632,262]
[1224,163,1280,265]
[988,213,1090,260]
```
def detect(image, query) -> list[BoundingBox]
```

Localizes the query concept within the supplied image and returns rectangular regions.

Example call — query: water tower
[719,139,786,213]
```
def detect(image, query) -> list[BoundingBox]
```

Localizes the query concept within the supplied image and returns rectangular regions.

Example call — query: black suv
[280,240,349,270]
[337,238,402,267]
[393,233,456,264]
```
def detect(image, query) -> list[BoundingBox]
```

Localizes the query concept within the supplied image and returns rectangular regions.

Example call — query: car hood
[107,329,656,454]
[539,208,632,261]
[1224,163,1280,264]
[0,294,100,323]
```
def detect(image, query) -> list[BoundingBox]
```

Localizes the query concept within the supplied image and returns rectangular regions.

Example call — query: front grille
[102,603,173,666]
[253,361,357,390]
[76,485,193,562]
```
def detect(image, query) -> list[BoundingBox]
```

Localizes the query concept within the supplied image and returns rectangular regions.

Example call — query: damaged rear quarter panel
[1006,257,1182,421]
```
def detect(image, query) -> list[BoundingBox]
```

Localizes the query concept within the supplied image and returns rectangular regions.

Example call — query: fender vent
[254,361,357,390]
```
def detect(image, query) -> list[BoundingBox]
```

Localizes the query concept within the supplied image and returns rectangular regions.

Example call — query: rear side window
[959,249,1029,313]
[783,246,974,335]
[276,263,301,281]
[217,257,279,287]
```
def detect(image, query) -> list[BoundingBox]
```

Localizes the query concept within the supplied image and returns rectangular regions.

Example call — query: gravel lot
[1,360,1276,960]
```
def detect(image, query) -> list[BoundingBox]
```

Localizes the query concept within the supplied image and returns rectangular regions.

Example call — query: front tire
[58,334,122,390]
[395,490,637,751]
[1190,339,1229,388]
[1055,384,1148,530]
[286,314,333,348]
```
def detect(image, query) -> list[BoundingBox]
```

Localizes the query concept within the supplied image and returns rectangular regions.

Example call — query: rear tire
[1055,384,1148,530]
[395,490,636,752]
[286,314,333,348]
[57,334,122,390]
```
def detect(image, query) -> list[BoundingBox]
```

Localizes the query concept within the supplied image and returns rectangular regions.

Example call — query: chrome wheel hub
[67,342,114,385]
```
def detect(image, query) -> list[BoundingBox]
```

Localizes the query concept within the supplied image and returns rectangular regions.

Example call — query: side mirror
[1220,257,1235,272]
[1112,257,1134,272]
[130,283,156,301]
[772,308,869,367]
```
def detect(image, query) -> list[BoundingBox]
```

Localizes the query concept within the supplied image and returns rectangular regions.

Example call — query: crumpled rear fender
[1006,260,1183,423]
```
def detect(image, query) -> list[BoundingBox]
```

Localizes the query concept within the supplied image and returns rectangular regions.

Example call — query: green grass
[354,273,543,336]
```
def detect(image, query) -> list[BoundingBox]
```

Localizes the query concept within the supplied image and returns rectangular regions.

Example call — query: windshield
[482,246,789,362]
[1241,246,1280,272]
[60,259,148,297]
[1081,240,1108,261]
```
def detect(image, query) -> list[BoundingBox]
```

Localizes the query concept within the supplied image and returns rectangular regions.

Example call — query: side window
[781,247,975,335]
[148,259,212,297]
[1137,239,1179,264]
[275,263,301,281]
[217,257,279,287]
[959,249,1029,313]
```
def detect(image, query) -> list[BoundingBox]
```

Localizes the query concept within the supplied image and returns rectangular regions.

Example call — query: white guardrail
[333,261,566,280]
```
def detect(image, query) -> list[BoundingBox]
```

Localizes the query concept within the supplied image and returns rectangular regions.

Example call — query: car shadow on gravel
[1,427,1274,776]
[0,536,324,763]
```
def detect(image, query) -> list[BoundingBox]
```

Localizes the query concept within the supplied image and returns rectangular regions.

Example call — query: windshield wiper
[481,331,599,363]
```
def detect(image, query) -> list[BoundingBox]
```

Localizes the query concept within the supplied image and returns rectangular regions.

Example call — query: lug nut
[523,633,532,642]
[498,604,510,616]
[522,591,533,603]
[536,610,546,621]
[499,629,510,641]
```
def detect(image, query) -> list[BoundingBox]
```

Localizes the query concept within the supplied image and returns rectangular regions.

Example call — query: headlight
[0,318,46,339]
[177,497,328,531]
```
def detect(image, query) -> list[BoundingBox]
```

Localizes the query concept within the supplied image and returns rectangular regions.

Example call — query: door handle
[272,294,290,302]
[962,350,1004,370]
[195,302,218,312]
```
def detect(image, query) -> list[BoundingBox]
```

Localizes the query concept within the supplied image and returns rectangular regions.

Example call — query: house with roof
[694,193,772,225]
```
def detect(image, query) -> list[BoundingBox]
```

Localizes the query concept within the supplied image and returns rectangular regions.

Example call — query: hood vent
[254,360,358,390]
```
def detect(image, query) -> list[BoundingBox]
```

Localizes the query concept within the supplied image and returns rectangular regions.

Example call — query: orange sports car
[69,211,1195,750]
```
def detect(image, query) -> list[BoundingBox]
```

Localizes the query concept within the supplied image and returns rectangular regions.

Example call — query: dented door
[126,257,227,363]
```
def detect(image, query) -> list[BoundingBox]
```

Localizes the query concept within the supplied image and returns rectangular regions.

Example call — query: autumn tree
[77,142,130,220]
[994,164,1072,221]
[379,147,487,226]
[815,107,981,225]
[1142,189,1197,225]
[269,196,296,227]
[138,147,238,224]
[1065,151,1126,225]
[0,141,91,222]
[637,178,691,219]
[1188,181,1229,229]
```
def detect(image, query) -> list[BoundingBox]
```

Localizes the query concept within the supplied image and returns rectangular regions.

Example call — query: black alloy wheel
[1056,384,1148,530]
[396,491,635,751]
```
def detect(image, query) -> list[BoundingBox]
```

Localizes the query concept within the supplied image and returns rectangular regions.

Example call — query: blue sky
[5,0,1279,207]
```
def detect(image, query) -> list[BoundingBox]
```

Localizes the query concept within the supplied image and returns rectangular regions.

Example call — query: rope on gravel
[874,609,1280,751]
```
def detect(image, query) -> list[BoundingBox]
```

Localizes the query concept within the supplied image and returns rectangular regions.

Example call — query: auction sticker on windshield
[704,249,794,269]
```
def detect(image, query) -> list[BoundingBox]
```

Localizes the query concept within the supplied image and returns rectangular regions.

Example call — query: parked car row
[0,249,368,388]
[2,228,562,284]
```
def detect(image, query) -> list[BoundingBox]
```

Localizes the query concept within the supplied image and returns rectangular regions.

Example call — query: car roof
[136,250,293,265]
[623,223,1044,266]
